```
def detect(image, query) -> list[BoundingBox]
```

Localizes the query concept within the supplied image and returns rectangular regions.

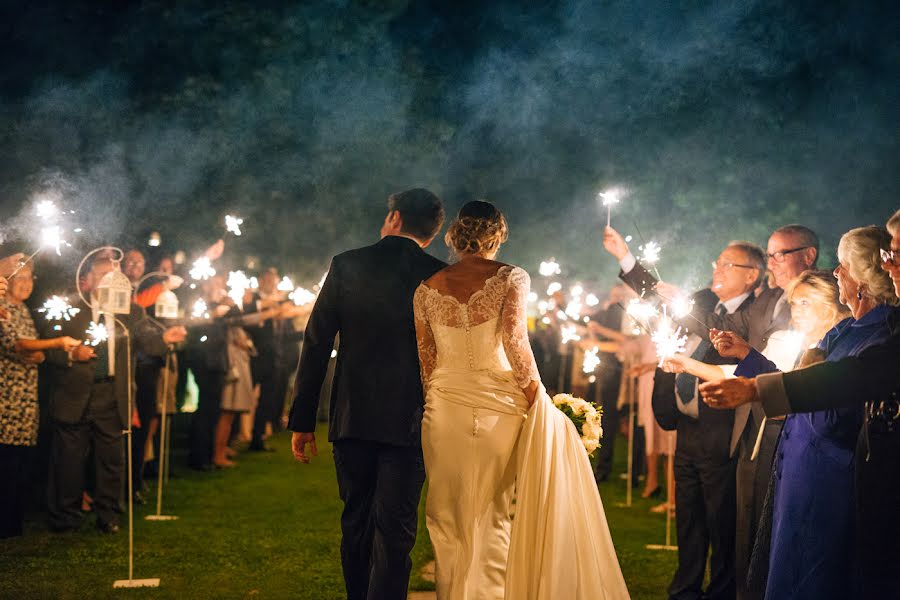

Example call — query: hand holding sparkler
[709,328,751,360]
[602,226,630,261]
[0,253,26,278]
[70,345,96,362]
[162,326,188,345]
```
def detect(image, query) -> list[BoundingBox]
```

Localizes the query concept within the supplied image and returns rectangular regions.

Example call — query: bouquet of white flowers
[552,393,603,455]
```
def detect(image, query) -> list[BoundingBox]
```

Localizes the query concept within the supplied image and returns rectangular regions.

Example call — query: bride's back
[423,257,510,304]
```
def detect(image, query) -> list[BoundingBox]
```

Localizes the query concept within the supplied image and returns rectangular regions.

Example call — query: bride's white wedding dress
[413,265,630,600]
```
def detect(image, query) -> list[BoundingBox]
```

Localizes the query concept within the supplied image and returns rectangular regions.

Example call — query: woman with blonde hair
[717,226,897,600]
[414,200,629,599]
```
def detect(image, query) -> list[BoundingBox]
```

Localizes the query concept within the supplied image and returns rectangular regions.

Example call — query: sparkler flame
[40,226,65,255]
[598,188,623,207]
[277,276,294,292]
[227,271,251,306]
[225,215,244,236]
[36,199,58,220]
[38,296,80,321]
[639,241,662,265]
[626,298,657,321]
[189,256,216,281]
[585,293,600,307]
[546,281,562,296]
[191,298,210,319]
[669,294,695,319]
[651,314,688,366]
[561,324,581,344]
[85,321,109,347]
[582,346,601,374]
[290,287,316,306]
[539,259,562,277]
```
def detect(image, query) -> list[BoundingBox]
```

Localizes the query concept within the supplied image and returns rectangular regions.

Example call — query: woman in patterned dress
[0,263,79,537]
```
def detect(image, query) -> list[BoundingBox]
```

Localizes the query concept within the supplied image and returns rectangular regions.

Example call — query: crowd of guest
[1,208,898,599]
[0,246,309,538]
[598,209,900,599]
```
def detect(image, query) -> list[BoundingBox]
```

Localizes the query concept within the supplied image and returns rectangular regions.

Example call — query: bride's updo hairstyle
[444,200,509,258]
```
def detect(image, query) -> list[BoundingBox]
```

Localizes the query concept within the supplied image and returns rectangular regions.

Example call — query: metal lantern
[154,289,179,320]
[97,268,133,315]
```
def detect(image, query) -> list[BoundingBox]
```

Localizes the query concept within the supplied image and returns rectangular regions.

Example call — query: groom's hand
[292,432,318,464]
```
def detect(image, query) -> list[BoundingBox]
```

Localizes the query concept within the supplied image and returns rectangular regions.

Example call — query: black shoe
[97,521,120,534]
[189,463,215,472]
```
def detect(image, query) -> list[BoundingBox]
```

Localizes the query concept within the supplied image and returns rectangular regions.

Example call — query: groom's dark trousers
[289,236,446,600]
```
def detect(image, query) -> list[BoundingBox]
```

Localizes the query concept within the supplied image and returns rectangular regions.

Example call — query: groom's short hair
[388,188,445,241]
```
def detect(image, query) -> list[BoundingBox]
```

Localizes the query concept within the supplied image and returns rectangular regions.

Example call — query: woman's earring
[857,290,863,300]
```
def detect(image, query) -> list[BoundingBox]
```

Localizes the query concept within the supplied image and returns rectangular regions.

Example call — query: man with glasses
[603,223,818,600]
[701,209,900,599]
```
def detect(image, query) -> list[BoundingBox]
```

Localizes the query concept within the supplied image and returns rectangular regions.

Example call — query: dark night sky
[0,0,898,291]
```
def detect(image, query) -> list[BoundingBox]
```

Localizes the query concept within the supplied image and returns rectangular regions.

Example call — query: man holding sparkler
[603,224,817,600]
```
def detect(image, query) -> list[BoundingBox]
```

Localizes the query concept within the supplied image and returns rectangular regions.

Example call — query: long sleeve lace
[501,268,542,389]
[413,285,437,392]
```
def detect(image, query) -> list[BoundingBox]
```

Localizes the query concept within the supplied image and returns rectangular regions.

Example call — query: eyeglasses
[711,261,756,271]
[881,248,898,266]
[766,246,809,263]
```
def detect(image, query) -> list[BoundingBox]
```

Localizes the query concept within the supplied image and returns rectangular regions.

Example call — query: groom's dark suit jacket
[288,236,447,446]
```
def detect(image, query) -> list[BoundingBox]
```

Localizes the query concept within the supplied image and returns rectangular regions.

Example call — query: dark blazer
[762,319,900,415]
[621,261,787,454]
[42,300,167,427]
[244,292,303,380]
[651,288,753,455]
[288,236,447,446]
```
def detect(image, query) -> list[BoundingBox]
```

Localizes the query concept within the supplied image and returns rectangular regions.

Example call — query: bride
[413,201,630,599]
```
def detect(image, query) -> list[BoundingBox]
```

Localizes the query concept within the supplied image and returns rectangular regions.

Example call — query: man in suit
[245,267,303,451]
[604,224,818,600]
[662,243,764,600]
[288,189,446,600]
[44,257,185,533]
[701,210,900,599]
[590,284,629,483]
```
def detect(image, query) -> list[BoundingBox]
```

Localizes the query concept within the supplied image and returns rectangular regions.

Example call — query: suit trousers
[0,443,31,538]
[593,376,621,483]
[668,417,737,600]
[735,419,783,600]
[332,439,426,600]
[48,381,123,528]
[857,429,900,599]
[189,367,222,468]
[251,367,288,447]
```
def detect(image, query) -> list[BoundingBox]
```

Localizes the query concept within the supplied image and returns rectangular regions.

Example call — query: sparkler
[598,188,624,227]
[290,287,316,306]
[36,199,59,220]
[38,296,80,321]
[639,241,661,265]
[189,257,216,281]
[582,346,601,374]
[225,215,244,236]
[669,294,695,320]
[565,298,583,320]
[626,298,657,321]
[527,291,538,303]
[651,309,688,367]
[560,324,581,344]
[546,281,562,296]
[191,298,210,319]
[85,321,109,347]
[539,259,561,277]
[585,293,600,307]
[277,276,294,292]
[227,271,251,306]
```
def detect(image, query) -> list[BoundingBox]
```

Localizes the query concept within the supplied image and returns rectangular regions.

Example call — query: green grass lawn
[0,425,676,599]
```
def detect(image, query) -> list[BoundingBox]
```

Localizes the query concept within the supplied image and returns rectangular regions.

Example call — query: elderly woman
[0,263,80,537]
[716,227,898,599]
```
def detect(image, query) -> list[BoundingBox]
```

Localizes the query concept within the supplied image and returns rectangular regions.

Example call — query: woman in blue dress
[714,226,899,599]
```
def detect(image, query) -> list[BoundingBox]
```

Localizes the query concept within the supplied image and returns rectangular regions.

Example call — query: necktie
[675,303,727,418]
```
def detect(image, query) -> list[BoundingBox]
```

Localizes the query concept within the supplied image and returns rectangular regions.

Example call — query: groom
[288,189,446,600]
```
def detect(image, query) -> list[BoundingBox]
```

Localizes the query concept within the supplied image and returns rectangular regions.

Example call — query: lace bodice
[413,265,542,391]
